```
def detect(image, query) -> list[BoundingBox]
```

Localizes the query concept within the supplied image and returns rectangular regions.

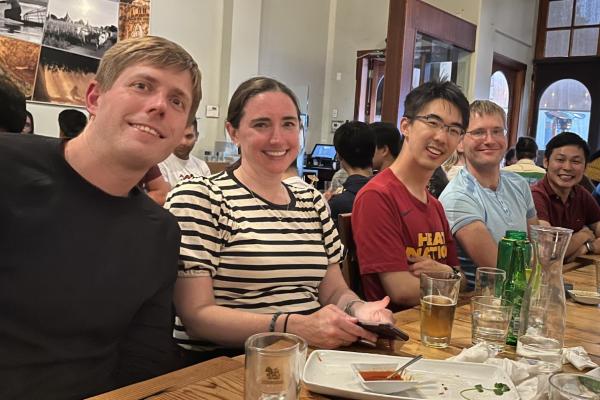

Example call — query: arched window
[489,71,510,116]
[535,79,592,149]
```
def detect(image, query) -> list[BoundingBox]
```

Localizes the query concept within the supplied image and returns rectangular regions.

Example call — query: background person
[329,121,375,225]
[370,121,401,172]
[159,118,211,186]
[532,132,600,261]
[58,109,88,138]
[22,110,34,134]
[165,77,393,365]
[0,75,26,133]
[502,136,546,184]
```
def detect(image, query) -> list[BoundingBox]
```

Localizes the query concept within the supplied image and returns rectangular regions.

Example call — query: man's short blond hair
[95,36,202,125]
[469,100,506,127]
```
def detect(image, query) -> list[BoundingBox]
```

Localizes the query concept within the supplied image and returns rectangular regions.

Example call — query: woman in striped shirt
[166,77,393,363]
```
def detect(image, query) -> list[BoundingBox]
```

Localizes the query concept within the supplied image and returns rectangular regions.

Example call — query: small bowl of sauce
[351,362,420,394]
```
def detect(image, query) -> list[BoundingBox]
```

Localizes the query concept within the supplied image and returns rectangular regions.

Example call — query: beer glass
[244,332,307,400]
[420,271,461,348]
[475,267,506,297]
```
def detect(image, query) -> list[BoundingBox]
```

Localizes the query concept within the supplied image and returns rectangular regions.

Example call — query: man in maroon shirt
[532,131,600,261]
[353,80,468,311]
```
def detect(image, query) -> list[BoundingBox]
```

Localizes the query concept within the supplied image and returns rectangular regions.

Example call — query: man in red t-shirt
[532,132,600,261]
[353,81,468,310]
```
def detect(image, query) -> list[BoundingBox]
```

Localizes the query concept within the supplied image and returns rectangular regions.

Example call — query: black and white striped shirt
[165,171,343,350]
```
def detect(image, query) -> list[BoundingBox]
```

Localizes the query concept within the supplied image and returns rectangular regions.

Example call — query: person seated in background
[326,167,348,199]
[165,77,393,365]
[352,80,467,311]
[139,164,172,205]
[282,158,313,189]
[443,148,465,181]
[21,110,34,134]
[0,35,202,399]
[370,121,401,172]
[532,132,600,261]
[504,147,517,166]
[58,109,88,138]
[440,100,537,287]
[159,118,211,186]
[0,75,26,133]
[502,136,546,184]
[328,121,374,224]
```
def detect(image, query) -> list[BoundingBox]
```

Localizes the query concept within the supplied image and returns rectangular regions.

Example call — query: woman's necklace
[247,185,291,221]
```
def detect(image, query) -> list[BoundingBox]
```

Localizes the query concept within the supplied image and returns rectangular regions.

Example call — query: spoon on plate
[385,354,423,380]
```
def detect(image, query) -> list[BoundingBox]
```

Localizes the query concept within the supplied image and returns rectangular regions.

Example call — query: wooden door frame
[381,0,477,126]
[354,50,385,121]
[492,53,527,148]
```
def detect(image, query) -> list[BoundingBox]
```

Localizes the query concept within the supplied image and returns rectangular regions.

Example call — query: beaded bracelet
[269,311,283,332]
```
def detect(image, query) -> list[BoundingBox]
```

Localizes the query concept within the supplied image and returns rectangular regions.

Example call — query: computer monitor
[310,144,336,160]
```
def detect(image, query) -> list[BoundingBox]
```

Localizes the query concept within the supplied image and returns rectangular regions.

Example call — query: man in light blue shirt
[439,100,538,286]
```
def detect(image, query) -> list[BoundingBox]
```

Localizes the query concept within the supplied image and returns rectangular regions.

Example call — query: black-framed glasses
[466,127,507,139]
[412,115,465,138]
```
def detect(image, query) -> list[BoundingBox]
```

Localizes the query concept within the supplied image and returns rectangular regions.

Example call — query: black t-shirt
[0,133,181,399]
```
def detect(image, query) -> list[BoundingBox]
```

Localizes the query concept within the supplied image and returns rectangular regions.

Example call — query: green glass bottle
[503,242,528,346]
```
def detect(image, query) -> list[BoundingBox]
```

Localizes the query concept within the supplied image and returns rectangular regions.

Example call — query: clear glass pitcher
[516,225,573,373]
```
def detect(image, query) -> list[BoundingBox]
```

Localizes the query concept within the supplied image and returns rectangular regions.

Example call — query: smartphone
[357,321,410,341]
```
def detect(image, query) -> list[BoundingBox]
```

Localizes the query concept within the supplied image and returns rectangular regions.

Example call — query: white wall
[323,0,389,142]
[150,0,226,154]
[257,0,331,150]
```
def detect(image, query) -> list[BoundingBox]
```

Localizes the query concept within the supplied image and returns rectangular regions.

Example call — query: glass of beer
[420,271,461,348]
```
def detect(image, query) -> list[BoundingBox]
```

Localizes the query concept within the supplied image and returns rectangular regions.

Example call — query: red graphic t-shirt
[352,169,458,304]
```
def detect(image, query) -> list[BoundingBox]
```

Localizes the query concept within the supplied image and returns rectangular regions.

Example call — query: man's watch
[585,240,594,253]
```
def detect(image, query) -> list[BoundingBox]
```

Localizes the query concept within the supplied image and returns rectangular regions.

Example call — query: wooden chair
[337,213,365,299]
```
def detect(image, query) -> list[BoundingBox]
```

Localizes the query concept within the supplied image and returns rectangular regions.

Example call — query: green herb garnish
[460,382,511,399]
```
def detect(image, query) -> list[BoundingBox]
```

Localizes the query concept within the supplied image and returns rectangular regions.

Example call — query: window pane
[545,30,571,57]
[536,79,591,149]
[489,71,510,115]
[412,32,471,91]
[574,0,600,26]
[571,27,599,55]
[547,0,574,28]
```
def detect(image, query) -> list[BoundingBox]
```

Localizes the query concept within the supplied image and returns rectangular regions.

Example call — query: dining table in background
[88,265,600,400]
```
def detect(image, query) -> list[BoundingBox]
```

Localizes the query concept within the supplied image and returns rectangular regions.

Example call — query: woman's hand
[290,304,377,348]
[407,255,453,277]
[352,296,394,325]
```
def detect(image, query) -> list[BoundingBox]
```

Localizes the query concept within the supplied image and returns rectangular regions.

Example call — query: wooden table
[90,265,600,399]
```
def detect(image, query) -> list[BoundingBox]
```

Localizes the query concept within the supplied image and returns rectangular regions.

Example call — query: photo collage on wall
[0,0,150,107]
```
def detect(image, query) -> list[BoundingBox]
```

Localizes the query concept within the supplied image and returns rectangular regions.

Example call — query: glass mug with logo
[244,332,307,400]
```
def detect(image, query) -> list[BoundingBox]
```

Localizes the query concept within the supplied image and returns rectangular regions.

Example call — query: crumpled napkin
[563,346,599,370]
[447,343,597,400]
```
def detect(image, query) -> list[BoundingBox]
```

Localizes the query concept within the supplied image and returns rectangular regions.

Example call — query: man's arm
[454,221,499,269]
[117,279,179,386]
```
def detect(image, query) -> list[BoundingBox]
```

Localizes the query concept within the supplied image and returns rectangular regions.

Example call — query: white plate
[350,362,422,394]
[568,290,600,305]
[302,350,520,400]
